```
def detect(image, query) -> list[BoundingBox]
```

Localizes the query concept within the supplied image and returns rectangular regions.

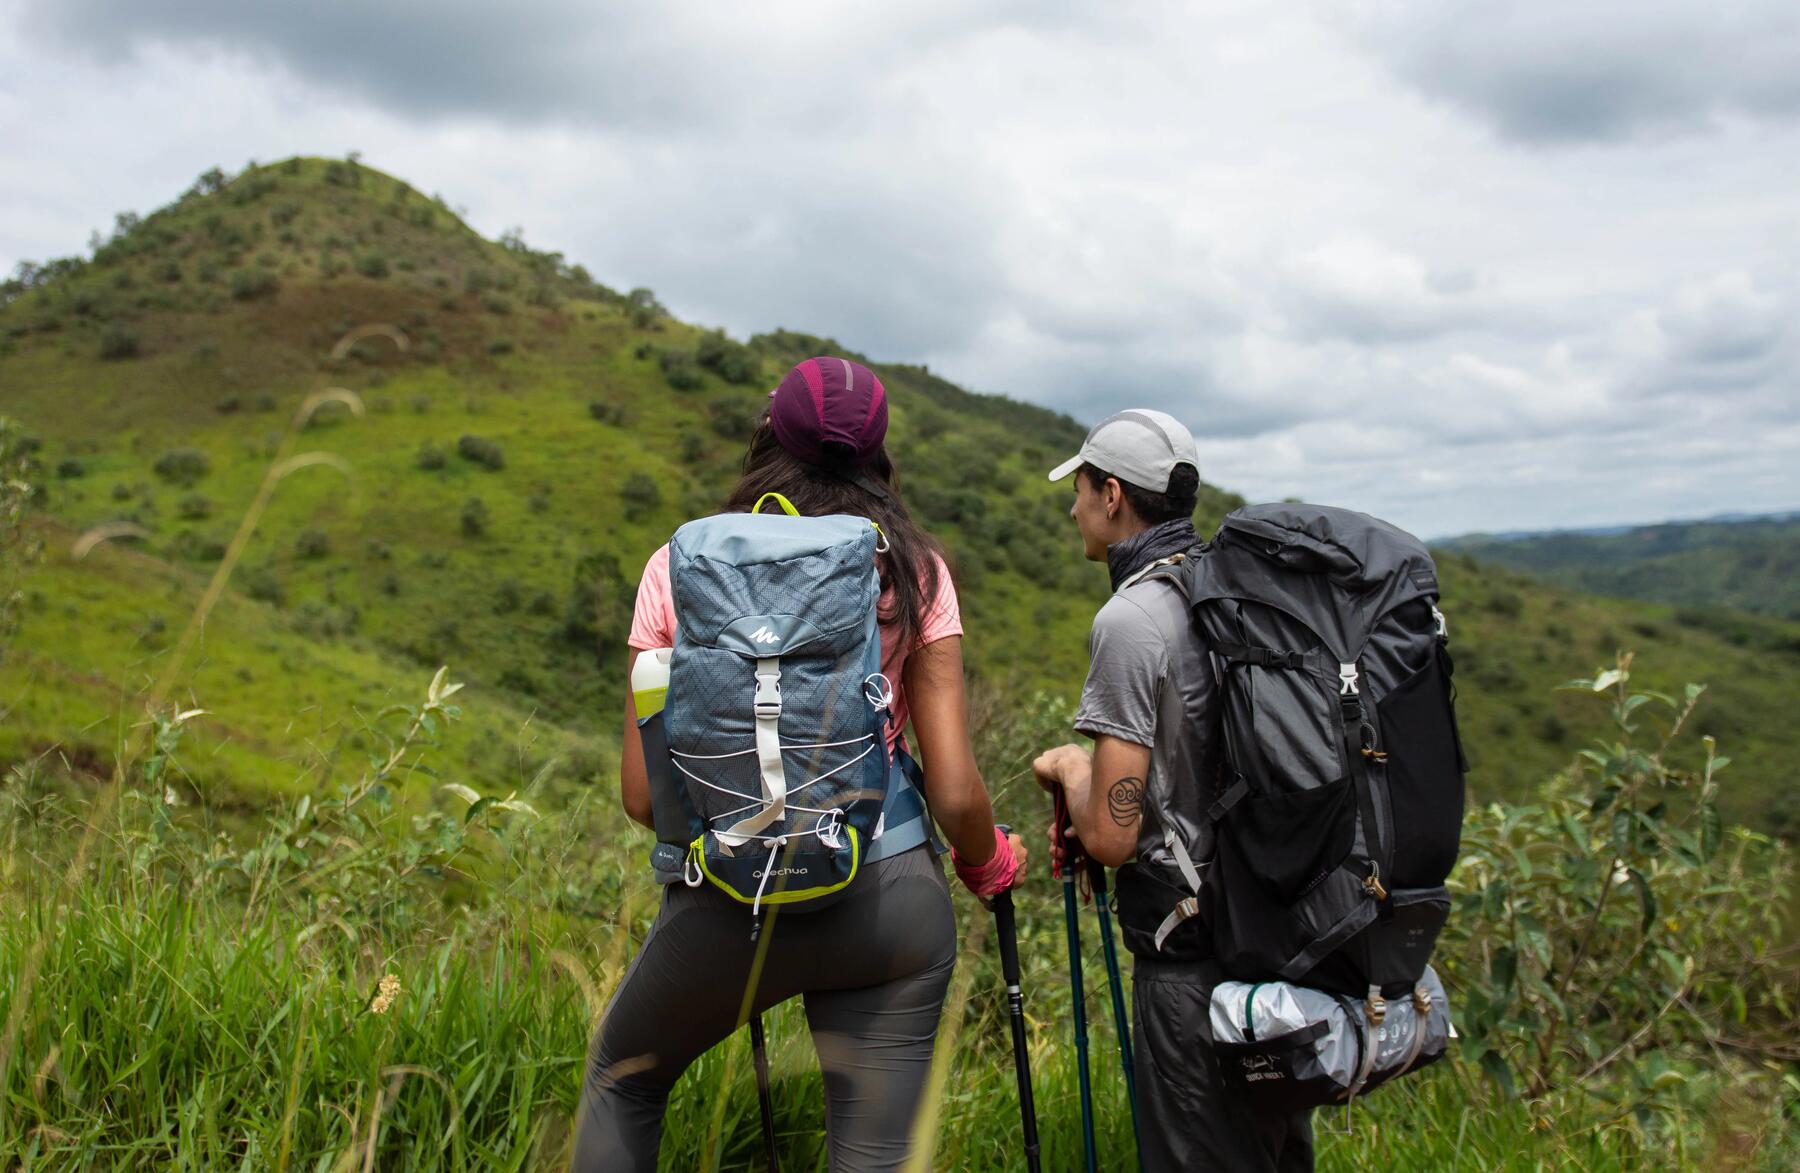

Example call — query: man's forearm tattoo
[1107,776,1145,826]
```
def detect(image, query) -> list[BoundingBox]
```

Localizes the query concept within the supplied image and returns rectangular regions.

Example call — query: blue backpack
[639,494,931,917]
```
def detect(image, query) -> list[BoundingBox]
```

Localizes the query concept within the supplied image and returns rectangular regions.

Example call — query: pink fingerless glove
[952,825,1021,898]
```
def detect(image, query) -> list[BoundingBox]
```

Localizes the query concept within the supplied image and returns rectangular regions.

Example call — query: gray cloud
[1342,1,1800,144]
[17,0,1090,131]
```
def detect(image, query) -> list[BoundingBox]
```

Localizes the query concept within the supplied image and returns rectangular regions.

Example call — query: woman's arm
[902,636,1005,863]
[619,649,654,830]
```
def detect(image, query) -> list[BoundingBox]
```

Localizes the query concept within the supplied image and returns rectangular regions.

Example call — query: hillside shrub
[621,472,661,522]
[487,337,515,356]
[415,442,446,471]
[457,435,505,471]
[355,252,390,279]
[1443,654,1797,1137]
[588,401,629,426]
[152,448,209,486]
[176,494,211,520]
[98,323,139,360]
[269,200,301,227]
[678,430,707,463]
[215,395,240,414]
[169,530,226,562]
[659,349,703,391]
[292,600,360,639]
[482,295,513,315]
[460,497,490,538]
[494,579,522,613]
[238,564,284,606]
[695,330,758,384]
[229,268,279,301]
[294,529,330,560]
[708,397,760,441]
[627,287,666,328]
[55,458,85,479]
[0,419,40,647]
[153,259,181,283]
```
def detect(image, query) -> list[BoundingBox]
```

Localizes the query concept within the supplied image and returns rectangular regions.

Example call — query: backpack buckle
[753,664,782,720]
[1338,662,1360,696]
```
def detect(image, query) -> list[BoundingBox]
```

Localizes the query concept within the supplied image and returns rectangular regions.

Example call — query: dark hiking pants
[572,844,956,1171]
[1134,958,1315,1172]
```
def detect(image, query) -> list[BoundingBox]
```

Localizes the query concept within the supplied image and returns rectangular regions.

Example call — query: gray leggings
[572,845,957,1171]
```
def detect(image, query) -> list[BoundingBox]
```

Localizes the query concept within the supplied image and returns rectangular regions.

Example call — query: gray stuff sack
[1209,965,1455,1112]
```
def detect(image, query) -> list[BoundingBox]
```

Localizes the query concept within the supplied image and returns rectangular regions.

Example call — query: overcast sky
[4,1,1797,537]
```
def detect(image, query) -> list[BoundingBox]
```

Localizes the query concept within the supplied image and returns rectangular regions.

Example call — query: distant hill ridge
[1443,514,1800,623]
[3,156,1799,837]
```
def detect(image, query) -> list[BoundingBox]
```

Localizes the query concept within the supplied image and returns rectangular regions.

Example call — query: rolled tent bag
[1208,966,1455,1112]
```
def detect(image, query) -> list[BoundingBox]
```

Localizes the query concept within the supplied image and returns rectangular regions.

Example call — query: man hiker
[1033,410,1314,1172]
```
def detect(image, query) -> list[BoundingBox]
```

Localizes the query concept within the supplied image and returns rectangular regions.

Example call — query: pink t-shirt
[628,543,962,750]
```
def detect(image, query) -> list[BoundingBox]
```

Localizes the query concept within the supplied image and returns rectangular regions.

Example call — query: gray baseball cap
[1047,409,1199,492]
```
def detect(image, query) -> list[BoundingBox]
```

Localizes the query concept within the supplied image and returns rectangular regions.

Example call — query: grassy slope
[3,157,1799,836]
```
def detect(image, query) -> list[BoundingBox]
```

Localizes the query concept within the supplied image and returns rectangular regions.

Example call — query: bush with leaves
[627,286,666,329]
[415,441,446,471]
[98,322,139,360]
[0,418,42,653]
[1442,653,1797,1148]
[229,268,280,301]
[621,472,662,522]
[294,529,331,560]
[659,348,703,392]
[458,434,505,471]
[695,330,759,384]
[152,447,210,487]
[461,496,490,538]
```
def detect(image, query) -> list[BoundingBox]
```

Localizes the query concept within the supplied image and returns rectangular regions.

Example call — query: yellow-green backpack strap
[753,492,800,517]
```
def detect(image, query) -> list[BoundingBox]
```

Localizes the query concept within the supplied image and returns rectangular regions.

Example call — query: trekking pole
[1086,859,1144,1170]
[1054,790,1099,1173]
[990,826,1042,1173]
[749,1015,780,1173]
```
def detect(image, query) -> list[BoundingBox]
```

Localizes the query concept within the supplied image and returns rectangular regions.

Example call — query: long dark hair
[724,419,946,654]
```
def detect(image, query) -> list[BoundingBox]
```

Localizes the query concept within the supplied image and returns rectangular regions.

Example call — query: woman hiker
[572,356,1028,1171]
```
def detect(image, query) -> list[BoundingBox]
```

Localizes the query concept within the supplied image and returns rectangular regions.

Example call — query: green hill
[1445,516,1800,623]
[3,157,1798,836]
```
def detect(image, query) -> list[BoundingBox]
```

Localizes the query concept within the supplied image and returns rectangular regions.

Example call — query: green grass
[4,796,1789,1171]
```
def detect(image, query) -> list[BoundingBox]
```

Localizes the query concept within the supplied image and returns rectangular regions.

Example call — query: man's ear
[1103,476,1124,521]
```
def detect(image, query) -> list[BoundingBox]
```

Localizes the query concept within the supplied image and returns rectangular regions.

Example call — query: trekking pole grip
[992,824,1023,984]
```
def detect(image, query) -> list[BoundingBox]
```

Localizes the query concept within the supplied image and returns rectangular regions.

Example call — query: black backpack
[1180,503,1468,999]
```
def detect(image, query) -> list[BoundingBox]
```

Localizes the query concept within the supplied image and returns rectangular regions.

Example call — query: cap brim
[1047,454,1084,482]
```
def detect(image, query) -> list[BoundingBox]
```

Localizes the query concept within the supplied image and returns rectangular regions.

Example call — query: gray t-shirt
[1073,573,1219,892]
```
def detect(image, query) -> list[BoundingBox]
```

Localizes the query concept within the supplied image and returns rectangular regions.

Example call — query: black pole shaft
[1062,871,1098,1173]
[1088,861,1144,1169]
[749,1015,780,1173]
[992,889,1042,1173]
